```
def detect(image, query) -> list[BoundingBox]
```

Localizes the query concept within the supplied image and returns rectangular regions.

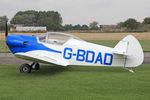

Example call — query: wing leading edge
[14,50,68,66]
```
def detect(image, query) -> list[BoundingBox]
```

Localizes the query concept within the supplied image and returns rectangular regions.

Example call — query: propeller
[5,21,8,43]
[4,21,8,49]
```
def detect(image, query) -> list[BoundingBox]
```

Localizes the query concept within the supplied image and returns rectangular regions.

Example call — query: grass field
[0,65,150,100]
[1,40,150,52]
[1,32,150,40]
[0,40,10,52]
[0,32,149,100]
[88,40,150,52]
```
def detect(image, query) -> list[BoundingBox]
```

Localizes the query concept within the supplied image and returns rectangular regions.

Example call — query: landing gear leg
[31,62,40,70]
[20,62,40,73]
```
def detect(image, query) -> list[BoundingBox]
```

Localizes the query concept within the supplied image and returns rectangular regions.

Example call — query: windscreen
[38,32,83,45]
[38,34,46,43]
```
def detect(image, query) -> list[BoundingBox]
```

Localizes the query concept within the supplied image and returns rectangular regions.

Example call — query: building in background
[100,25,125,32]
[10,25,47,32]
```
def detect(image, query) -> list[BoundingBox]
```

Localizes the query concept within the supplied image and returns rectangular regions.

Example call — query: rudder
[113,35,144,67]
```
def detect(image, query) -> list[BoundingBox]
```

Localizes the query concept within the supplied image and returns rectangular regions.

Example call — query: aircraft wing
[14,50,68,66]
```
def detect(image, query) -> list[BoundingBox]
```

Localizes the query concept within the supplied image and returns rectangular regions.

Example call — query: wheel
[20,64,31,73]
[35,63,40,70]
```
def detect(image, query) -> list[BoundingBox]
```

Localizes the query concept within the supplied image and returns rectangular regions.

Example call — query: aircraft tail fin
[113,35,144,67]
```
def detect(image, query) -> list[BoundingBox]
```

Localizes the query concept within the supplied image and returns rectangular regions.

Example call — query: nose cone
[7,34,25,47]
[6,34,37,54]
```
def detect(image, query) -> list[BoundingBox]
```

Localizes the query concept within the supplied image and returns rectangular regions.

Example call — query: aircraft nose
[6,34,25,47]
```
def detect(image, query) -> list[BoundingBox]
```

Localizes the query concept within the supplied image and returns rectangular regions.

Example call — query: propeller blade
[5,21,8,42]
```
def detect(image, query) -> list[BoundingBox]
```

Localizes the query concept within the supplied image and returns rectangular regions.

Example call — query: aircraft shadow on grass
[29,65,129,75]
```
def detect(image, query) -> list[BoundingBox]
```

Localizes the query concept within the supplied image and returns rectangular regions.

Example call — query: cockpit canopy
[38,32,83,45]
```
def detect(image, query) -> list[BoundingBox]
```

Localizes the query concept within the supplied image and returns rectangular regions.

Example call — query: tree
[117,22,124,28]
[143,17,150,24]
[11,14,36,26]
[10,10,63,31]
[0,16,8,31]
[89,21,99,30]
[81,25,89,30]
[123,18,140,30]
[10,10,38,26]
[73,24,81,30]
[0,16,8,23]
[63,24,74,31]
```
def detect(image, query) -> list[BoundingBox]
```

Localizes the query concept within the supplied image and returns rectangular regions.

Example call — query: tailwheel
[124,67,135,73]
[20,63,31,73]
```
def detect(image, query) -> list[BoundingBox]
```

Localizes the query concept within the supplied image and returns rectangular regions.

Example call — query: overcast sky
[0,0,150,25]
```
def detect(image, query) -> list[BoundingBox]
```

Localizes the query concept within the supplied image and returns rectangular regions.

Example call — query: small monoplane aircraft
[5,24,144,73]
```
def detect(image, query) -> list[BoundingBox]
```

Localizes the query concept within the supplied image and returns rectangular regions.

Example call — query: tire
[20,64,31,73]
[35,63,40,70]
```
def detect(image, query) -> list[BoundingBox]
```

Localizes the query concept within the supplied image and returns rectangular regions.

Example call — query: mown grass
[0,65,150,100]
[0,40,9,52]
[1,40,150,52]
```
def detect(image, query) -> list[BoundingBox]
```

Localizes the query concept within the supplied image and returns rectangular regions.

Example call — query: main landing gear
[20,62,40,73]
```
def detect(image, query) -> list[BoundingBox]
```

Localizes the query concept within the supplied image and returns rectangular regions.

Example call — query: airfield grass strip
[0,40,10,52]
[0,65,150,100]
[88,40,150,52]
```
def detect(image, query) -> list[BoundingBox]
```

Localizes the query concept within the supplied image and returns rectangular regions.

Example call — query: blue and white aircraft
[6,31,144,73]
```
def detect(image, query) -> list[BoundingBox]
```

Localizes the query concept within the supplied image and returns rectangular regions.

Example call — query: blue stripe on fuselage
[7,34,62,54]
